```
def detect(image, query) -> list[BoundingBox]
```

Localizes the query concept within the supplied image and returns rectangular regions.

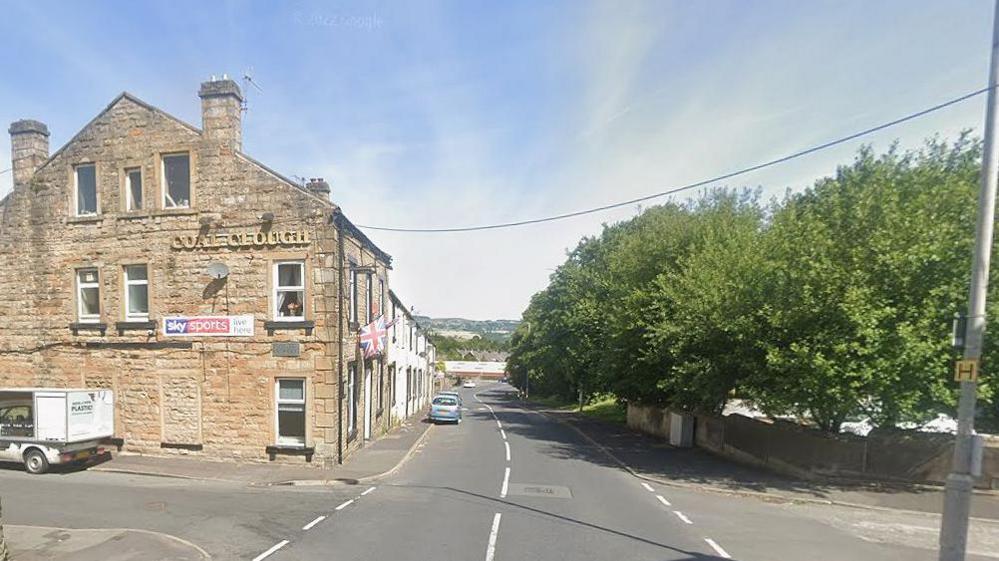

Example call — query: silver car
[429,395,461,424]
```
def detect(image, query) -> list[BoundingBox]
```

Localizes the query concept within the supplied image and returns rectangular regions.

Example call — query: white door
[363,368,373,440]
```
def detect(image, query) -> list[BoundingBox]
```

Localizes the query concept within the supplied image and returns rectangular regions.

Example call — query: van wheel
[24,449,49,474]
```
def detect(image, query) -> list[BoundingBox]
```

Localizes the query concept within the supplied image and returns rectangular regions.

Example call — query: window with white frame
[123,265,149,321]
[161,153,191,208]
[75,164,98,216]
[275,379,306,446]
[349,268,358,324]
[76,268,100,323]
[347,363,357,435]
[274,261,305,320]
[125,167,142,211]
[378,279,384,317]
[365,273,373,322]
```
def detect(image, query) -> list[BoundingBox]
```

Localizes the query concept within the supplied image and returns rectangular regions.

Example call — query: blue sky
[0,1,994,319]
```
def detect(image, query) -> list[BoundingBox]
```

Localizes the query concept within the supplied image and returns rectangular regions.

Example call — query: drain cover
[507,484,572,498]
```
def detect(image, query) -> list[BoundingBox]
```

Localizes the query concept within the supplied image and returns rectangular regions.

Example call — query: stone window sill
[116,320,157,335]
[67,215,104,225]
[151,208,199,217]
[69,322,107,336]
[264,320,314,336]
[116,212,152,221]
[266,445,314,462]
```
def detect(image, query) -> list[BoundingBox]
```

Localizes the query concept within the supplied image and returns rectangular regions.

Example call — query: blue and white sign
[163,315,255,337]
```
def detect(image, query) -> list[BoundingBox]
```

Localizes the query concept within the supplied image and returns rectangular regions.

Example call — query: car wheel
[24,449,50,474]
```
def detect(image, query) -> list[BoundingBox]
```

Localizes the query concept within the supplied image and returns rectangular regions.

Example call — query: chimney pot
[9,119,50,186]
[306,177,331,198]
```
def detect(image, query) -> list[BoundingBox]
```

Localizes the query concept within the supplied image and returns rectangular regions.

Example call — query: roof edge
[37,91,202,176]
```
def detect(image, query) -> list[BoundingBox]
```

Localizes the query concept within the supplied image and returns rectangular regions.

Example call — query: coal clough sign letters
[172,230,310,250]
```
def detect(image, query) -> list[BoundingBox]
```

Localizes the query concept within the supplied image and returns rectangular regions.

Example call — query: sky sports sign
[163,315,255,337]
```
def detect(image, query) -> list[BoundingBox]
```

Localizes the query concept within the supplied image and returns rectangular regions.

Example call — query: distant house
[453,350,510,362]
[444,361,506,380]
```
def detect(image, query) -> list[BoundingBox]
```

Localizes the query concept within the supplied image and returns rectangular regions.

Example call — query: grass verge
[528,394,627,425]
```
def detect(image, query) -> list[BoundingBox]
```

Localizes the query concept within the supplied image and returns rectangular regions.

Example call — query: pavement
[530,402,999,520]
[5,525,209,561]
[2,382,998,561]
[89,410,433,486]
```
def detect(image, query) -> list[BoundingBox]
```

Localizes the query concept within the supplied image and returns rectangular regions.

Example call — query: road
[1,382,997,560]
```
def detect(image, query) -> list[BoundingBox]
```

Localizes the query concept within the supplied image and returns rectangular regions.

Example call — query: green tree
[643,189,769,413]
[746,137,980,431]
[510,135,999,434]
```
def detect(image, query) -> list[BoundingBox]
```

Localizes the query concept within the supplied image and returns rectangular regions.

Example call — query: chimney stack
[198,77,243,152]
[9,119,50,186]
[306,177,331,198]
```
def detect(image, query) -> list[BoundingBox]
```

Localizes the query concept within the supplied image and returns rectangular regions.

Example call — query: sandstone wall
[0,90,392,464]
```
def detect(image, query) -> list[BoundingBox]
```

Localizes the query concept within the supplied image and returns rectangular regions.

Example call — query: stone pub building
[0,79,422,465]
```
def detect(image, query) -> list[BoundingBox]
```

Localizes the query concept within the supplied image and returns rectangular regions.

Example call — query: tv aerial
[241,68,264,114]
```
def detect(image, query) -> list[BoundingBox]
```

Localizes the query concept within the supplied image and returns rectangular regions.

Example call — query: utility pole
[939,1,999,558]
[523,322,531,399]
[1,497,7,561]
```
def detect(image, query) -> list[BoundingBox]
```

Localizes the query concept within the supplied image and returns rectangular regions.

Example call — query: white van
[0,388,114,474]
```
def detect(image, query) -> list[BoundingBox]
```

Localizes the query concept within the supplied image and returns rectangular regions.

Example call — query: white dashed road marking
[656,495,671,507]
[641,482,654,492]
[361,486,377,496]
[500,429,507,440]
[673,511,692,524]
[500,467,511,498]
[504,441,511,462]
[301,515,325,531]
[704,538,732,558]
[496,419,503,428]
[335,499,355,511]
[484,513,502,561]
[251,540,289,561]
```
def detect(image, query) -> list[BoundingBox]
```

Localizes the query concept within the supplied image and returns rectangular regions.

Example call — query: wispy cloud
[0,0,991,319]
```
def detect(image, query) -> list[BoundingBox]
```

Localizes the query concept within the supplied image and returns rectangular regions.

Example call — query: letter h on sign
[954,359,979,382]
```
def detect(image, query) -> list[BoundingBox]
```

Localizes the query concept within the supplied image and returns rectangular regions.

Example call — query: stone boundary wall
[627,403,999,489]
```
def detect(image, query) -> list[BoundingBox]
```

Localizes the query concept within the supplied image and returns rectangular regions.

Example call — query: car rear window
[433,397,457,406]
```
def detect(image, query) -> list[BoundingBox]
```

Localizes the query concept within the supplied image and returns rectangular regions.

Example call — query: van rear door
[35,392,67,442]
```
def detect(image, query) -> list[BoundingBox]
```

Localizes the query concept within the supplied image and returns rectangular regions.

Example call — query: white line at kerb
[673,510,692,524]
[484,513,502,561]
[641,482,654,493]
[504,441,511,462]
[335,499,355,511]
[704,538,731,558]
[251,540,289,561]
[361,486,376,496]
[656,494,671,507]
[301,515,325,531]
[500,467,511,498]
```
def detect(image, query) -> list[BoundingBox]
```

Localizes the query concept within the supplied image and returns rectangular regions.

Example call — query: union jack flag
[358,315,398,358]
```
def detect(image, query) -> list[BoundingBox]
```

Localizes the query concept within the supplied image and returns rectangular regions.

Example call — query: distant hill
[416,317,520,342]
[416,316,518,360]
